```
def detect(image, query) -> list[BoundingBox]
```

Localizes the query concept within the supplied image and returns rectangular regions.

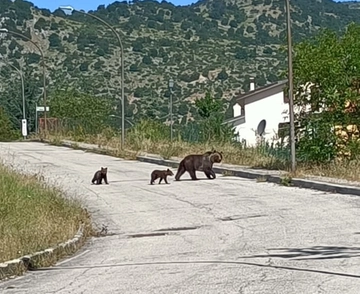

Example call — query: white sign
[36,106,49,112]
[21,119,27,137]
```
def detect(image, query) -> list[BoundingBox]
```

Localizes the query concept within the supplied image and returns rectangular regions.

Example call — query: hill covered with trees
[0,0,359,132]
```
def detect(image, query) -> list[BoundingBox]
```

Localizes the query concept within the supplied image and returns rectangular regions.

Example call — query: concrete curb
[0,223,86,281]
[136,156,360,197]
[28,138,360,197]
[29,139,120,157]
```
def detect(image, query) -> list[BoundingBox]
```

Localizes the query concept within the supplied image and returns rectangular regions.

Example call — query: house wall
[235,91,289,146]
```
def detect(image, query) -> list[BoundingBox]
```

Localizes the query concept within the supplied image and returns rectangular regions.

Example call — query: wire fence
[176,122,202,143]
[39,116,291,162]
[39,117,116,136]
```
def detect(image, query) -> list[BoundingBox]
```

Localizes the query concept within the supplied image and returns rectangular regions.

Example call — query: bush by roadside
[0,107,20,142]
[0,163,92,264]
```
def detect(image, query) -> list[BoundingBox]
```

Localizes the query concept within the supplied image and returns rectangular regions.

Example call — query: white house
[224,77,290,146]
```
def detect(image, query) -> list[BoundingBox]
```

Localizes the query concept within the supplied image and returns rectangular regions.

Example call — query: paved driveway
[1,142,360,293]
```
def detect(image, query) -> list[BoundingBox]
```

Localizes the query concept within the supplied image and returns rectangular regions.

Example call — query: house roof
[223,114,245,126]
[235,79,288,104]
[223,79,289,127]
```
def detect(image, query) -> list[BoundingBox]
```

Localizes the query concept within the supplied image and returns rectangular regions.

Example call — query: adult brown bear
[174,150,223,181]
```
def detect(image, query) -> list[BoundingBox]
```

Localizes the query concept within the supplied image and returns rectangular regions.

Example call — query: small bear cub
[92,167,109,185]
[150,168,174,185]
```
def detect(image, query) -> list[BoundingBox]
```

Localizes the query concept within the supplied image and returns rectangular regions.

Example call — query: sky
[31,0,196,12]
[28,0,359,13]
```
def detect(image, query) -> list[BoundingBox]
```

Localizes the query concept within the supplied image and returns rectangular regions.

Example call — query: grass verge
[40,131,360,183]
[0,163,93,264]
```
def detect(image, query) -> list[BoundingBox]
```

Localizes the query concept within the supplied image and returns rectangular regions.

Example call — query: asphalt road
[1,142,360,293]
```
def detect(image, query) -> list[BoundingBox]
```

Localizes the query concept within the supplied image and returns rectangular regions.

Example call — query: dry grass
[0,163,92,263]
[41,132,360,183]
[44,132,285,165]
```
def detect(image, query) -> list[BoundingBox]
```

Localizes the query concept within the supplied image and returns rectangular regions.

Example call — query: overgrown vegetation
[48,88,114,136]
[292,22,360,163]
[0,163,92,263]
[0,107,20,141]
[194,92,236,143]
[47,119,360,182]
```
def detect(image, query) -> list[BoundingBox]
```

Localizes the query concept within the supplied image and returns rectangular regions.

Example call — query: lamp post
[285,0,296,172]
[59,5,125,150]
[0,59,26,138]
[168,78,174,141]
[0,28,47,134]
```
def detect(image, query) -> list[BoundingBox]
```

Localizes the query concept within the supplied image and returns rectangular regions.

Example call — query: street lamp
[168,78,174,141]
[0,59,26,138]
[0,28,47,134]
[59,5,126,149]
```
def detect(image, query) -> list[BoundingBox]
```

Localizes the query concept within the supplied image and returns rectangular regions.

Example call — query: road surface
[1,142,360,293]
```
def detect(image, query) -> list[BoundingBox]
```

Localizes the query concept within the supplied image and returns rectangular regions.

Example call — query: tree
[184,30,192,40]
[34,17,48,30]
[229,20,237,28]
[79,62,89,71]
[0,64,41,133]
[132,40,143,52]
[8,40,17,51]
[0,107,19,141]
[263,46,273,55]
[49,33,61,48]
[194,92,236,143]
[49,89,113,136]
[148,48,158,57]
[147,20,157,29]
[289,22,360,162]
[221,18,228,26]
[217,69,228,81]
[129,64,139,72]
[142,55,152,65]
[234,47,249,60]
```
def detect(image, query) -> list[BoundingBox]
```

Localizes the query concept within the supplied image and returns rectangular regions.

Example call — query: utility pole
[285,0,296,172]
[169,78,174,141]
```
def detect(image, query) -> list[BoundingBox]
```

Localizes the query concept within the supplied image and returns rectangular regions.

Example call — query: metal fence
[39,117,114,136]
[38,116,291,162]
[257,141,291,162]
[177,122,202,143]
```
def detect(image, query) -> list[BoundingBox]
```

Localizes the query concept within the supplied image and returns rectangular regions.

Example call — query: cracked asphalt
[1,142,360,293]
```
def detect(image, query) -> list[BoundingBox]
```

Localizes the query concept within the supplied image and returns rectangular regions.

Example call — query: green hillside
[0,0,359,132]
